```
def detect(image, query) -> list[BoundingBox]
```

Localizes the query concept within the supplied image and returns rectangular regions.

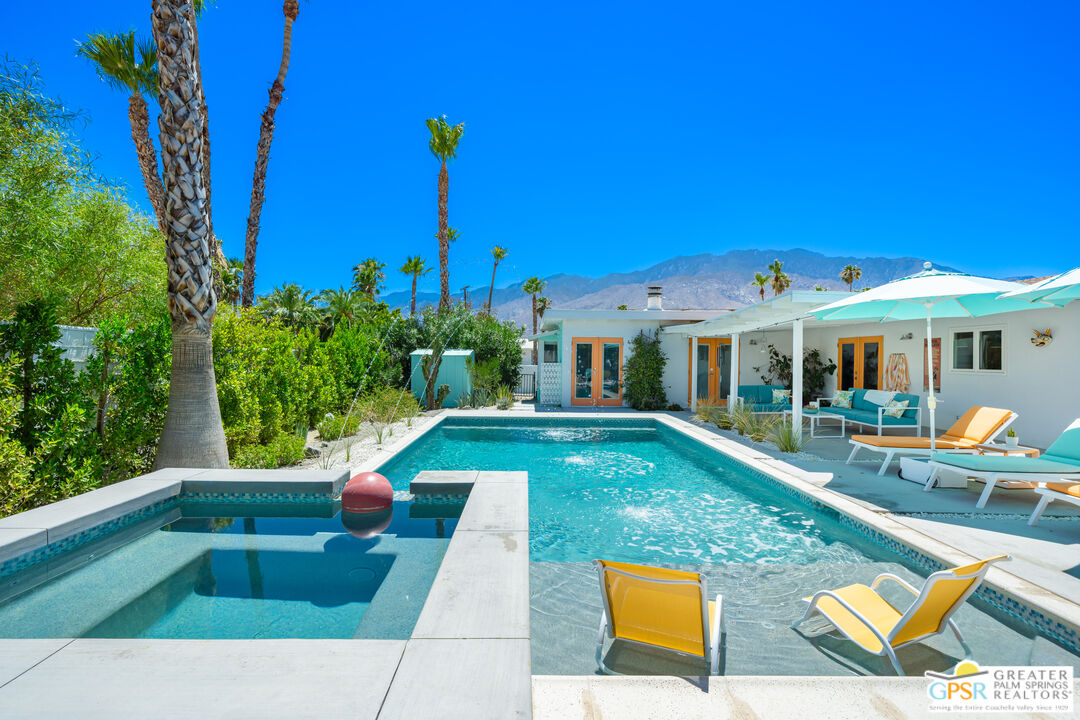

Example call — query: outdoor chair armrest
[872,573,920,596]
[875,405,922,425]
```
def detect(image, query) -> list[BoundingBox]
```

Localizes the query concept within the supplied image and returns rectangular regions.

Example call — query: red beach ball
[342,472,393,514]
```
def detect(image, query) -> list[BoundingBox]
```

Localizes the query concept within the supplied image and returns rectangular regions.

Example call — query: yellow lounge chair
[792,555,1009,675]
[594,560,723,675]
[847,406,1017,476]
[1029,482,1080,525]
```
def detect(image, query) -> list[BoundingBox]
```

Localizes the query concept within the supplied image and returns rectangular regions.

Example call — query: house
[533,284,1079,448]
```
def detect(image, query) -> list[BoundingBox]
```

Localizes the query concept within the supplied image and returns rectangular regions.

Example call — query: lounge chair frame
[924,462,1080,509]
[594,562,723,675]
[792,558,1006,676]
[1028,484,1080,526]
[847,411,1017,476]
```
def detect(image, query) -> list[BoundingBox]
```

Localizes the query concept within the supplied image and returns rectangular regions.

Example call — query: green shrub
[769,419,808,453]
[495,386,514,410]
[232,434,306,469]
[316,412,361,440]
[622,331,667,411]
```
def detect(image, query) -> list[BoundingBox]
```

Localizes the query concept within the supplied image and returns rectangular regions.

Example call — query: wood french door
[688,338,735,405]
[837,336,883,391]
[571,337,623,406]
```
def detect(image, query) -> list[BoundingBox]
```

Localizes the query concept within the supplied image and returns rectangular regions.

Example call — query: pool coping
[425,409,1080,656]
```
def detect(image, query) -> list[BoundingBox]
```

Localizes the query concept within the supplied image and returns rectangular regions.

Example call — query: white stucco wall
[732,303,1079,448]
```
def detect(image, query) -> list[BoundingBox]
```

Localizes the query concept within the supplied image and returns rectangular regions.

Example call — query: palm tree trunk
[127,92,167,235]
[437,159,450,311]
[152,0,228,470]
[410,275,417,315]
[531,293,538,364]
[242,0,299,308]
[188,10,225,276]
[486,261,497,311]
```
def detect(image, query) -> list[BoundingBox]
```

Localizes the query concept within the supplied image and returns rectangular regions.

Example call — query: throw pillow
[883,399,910,418]
[772,389,792,404]
[833,390,854,409]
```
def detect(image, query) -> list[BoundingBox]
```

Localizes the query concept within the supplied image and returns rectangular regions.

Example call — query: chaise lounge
[926,419,1080,509]
[847,406,1017,475]
[1028,482,1080,525]
[820,388,922,436]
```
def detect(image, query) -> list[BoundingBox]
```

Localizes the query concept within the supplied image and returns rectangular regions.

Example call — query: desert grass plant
[693,397,719,424]
[714,406,735,430]
[747,413,779,443]
[769,419,808,453]
[728,402,755,436]
[495,385,514,410]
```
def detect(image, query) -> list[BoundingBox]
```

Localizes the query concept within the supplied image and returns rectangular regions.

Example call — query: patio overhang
[666,290,855,337]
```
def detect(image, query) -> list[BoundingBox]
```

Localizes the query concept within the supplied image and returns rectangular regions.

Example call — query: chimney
[646,285,663,310]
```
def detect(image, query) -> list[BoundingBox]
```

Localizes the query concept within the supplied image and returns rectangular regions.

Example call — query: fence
[514,364,537,397]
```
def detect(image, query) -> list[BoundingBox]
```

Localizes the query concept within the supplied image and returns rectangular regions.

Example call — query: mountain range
[380,248,962,328]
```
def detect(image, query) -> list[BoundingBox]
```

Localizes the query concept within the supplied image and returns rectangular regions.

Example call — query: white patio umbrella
[810,263,1036,451]
[998,267,1080,307]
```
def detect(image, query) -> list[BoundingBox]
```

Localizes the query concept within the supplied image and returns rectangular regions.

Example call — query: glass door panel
[839,340,856,390]
[862,341,880,390]
[574,342,593,401]
[601,342,621,400]
[717,344,732,402]
[696,344,710,400]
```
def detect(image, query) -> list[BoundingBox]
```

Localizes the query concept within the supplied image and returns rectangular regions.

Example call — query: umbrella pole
[925,305,937,452]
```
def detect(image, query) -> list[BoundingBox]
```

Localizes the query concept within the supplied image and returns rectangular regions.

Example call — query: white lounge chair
[847,406,1016,476]
[925,419,1080,509]
[1028,482,1080,526]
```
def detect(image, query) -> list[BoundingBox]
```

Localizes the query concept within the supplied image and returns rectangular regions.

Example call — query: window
[951,328,1004,372]
[543,342,558,363]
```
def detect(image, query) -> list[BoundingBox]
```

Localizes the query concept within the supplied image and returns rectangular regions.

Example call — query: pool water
[0,500,457,640]
[379,417,1080,675]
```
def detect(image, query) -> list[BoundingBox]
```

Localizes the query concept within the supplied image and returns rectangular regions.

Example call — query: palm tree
[486,246,508,312]
[242,0,301,307]
[750,272,769,302]
[840,263,862,292]
[768,259,791,297]
[259,283,320,330]
[426,116,465,311]
[219,257,244,308]
[151,0,228,469]
[319,287,365,330]
[522,277,545,363]
[536,296,551,322]
[400,255,431,315]
[351,258,386,299]
[76,31,167,235]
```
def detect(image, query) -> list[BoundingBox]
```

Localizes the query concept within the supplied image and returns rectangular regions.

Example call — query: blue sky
[3,1,1078,297]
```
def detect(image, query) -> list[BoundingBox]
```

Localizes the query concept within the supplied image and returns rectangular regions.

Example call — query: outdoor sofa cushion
[738,385,788,405]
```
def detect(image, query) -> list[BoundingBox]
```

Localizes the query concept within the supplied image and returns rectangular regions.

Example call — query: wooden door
[571,337,623,406]
[688,338,735,405]
[837,336,883,391]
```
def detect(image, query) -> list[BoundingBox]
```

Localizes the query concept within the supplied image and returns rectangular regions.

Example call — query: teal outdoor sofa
[737,385,792,414]
[819,388,922,436]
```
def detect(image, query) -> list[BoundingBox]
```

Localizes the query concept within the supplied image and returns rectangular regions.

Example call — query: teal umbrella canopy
[811,264,1034,322]
[998,268,1080,308]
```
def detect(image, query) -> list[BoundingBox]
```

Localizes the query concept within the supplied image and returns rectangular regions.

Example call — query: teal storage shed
[409,349,474,408]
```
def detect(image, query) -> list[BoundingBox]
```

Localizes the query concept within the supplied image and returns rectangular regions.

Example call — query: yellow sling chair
[792,555,1008,675]
[594,560,724,675]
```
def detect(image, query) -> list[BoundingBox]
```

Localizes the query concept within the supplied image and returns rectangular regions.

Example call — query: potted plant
[1005,427,1019,449]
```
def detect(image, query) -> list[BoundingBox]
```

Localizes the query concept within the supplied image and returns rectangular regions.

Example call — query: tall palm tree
[522,276,545,363]
[219,257,244,308]
[750,272,769,302]
[768,259,791,297]
[151,0,228,469]
[840,263,862,292]
[400,255,431,315]
[486,246,508,312]
[259,283,320,330]
[351,258,386,299]
[426,116,465,311]
[76,31,167,234]
[536,296,551,322]
[318,287,365,330]
[242,0,301,307]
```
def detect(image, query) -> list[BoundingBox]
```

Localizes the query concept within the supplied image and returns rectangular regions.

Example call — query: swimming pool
[378,416,1080,675]
[0,500,457,640]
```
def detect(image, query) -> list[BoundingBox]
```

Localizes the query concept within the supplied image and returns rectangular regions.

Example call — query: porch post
[730,333,740,407]
[690,336,698,412]
[792,319,804,438]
